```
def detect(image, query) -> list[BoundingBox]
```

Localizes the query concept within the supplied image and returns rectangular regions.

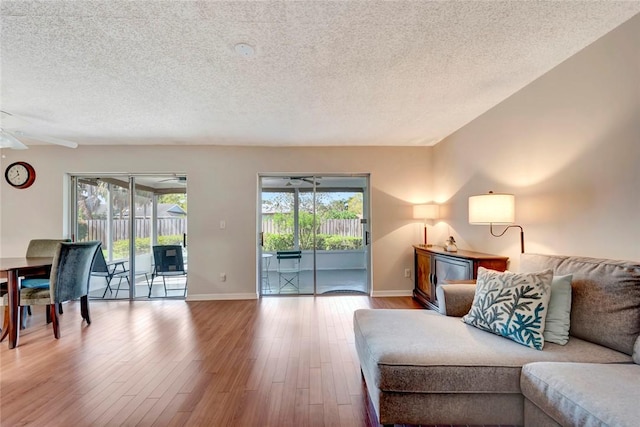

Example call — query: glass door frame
[258,173,371,297]
[69,173,187,300]
[258,182,313,295]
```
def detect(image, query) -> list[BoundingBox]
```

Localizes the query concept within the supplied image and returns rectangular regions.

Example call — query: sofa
[353,253,640,426]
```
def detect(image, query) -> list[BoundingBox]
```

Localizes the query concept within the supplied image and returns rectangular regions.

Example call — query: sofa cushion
[522,362,640,427]
[436,283,476,317]
[634,336,640,365]
[544,274,573,345]
[353,309,631,395]
[462,268,553,350]
[520,254,640,355]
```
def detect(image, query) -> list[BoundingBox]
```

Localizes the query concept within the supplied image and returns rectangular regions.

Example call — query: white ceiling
[1,1,639,148]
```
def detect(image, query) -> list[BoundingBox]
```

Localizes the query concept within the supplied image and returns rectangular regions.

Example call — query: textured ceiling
[1,1,639,148]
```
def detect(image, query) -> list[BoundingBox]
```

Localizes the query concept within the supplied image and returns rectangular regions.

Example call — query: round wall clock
[5,161,36,189]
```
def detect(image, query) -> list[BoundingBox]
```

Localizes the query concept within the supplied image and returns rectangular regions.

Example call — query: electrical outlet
[404,268,411,278]
[219,273,226,282]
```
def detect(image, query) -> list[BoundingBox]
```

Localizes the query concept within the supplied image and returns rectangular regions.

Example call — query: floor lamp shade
[468,192,525,253]
[413,204,439,245]
[468,193,515,224]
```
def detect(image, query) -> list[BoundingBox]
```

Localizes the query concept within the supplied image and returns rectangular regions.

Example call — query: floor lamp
[413,204,439,247]
[468,191,525,253]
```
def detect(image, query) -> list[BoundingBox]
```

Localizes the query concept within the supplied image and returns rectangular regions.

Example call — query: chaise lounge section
[353,253,640,426]
[521,360,640,427]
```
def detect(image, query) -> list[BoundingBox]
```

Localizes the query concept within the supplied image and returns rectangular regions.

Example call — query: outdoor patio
[261,268,368,295]
[89,273,187,299]
[89,268,367,299]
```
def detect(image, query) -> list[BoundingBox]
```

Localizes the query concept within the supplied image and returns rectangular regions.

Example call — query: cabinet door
[433,255,472,288]
[415,251,432,301]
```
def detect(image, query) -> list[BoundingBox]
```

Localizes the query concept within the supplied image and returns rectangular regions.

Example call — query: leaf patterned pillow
[462,267,554,350]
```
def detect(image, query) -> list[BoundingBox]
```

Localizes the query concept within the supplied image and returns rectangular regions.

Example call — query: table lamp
[413,204,439,246]
[468,191,525,253]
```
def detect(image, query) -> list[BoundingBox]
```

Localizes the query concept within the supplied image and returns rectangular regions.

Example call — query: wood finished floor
[1,295,433,427]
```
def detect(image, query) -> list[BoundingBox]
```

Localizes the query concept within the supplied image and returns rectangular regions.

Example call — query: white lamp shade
[413,204,439,220]
[468,193,515,224]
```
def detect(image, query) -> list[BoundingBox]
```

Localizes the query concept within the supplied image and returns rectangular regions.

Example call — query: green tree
[271,211,317,249]
[321,199,358,219]
[78,181,107,220]
[347,193,363,217]
[297,211,318,249]
[158,193,187,211]
[111,186,129,219]
[265,190,362,250]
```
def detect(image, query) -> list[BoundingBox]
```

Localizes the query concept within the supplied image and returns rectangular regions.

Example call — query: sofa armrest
[436,283,476,317]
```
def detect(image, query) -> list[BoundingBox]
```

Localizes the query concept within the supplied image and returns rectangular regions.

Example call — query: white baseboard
[187,290,411,300]
[186,293,258,301]
[371,290,413,297]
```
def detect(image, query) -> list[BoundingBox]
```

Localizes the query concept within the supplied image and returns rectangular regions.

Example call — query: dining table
[0,257,53,349]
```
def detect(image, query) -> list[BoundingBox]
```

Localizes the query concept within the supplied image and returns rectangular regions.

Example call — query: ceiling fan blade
[286,176,319,186]
[0,130,28,149]
[14,131,78,148]
[0,110,30,129]
[158,176,187,183]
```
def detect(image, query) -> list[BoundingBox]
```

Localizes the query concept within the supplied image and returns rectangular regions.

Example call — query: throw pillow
[543,275,573,345]
[462,267,554,350]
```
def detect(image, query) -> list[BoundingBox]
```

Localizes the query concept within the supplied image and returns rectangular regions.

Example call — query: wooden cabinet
[413,245,508,310]
[415,249,433,302]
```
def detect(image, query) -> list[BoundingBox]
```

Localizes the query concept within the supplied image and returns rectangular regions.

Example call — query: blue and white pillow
[462,267,554,350]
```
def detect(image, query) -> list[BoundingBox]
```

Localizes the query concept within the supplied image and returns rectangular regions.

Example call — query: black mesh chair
[91,250,130,298]
[149,245,187,297]
[277,250,302,292]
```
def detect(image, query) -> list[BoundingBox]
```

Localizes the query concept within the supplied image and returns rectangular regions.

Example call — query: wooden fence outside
[261,218,361,237]
[85,218,361,242]
[84,218,186,242]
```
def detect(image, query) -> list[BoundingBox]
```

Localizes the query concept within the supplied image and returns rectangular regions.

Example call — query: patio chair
[91,250,130,298]
[149,245,187,297]
[277,250,302,292]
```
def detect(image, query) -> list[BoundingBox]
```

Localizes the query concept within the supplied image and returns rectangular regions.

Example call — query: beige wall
[2,15,638,299]
[0,146,433,298]
[431,14,640,270]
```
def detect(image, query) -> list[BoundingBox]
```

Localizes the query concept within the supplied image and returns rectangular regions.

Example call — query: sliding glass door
[314,182,369,295]
[73,177,132,299]
[71,174,187,300]
[259,174,370,296]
